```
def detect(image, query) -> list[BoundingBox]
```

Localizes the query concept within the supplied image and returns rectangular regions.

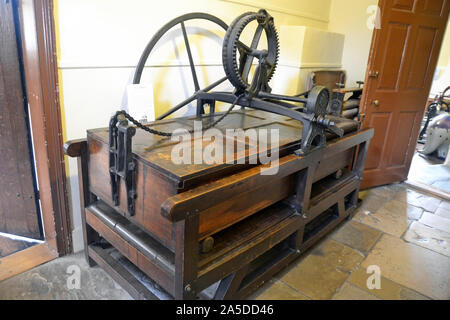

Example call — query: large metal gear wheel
[222,9,279,92]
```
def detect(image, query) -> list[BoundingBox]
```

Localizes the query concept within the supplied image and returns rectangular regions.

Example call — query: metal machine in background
[420,113,450,160]
[419,86,450,161]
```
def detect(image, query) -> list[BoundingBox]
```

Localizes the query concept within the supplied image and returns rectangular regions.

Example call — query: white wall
[55,0,335,252]
[328,0,378,86]
[272,26,344,95]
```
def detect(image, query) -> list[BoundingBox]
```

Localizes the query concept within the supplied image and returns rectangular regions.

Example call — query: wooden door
[360,0,450,188]
[0,0,41,239]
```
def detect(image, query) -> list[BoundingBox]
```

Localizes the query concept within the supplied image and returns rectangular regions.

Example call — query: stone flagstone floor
[0,183,449,300]
[252,183,450,300]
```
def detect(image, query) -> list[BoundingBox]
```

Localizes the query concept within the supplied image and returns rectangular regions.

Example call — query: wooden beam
[405,180,450,201]
[0,243,57,281]
[88,245,158,300]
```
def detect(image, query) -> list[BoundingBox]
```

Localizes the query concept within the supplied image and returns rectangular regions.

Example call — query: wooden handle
[332,87,363,94]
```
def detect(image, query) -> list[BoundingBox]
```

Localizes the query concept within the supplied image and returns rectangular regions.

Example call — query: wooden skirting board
[0,243,58,282]
[404,180,450,201]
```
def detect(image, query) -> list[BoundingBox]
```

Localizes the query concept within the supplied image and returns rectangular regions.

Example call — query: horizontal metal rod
[197,92,313,125]
[257,92,308,104]
[157,76,228,120]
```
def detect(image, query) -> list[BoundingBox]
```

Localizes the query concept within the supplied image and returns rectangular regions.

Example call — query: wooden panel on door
[360,0,450,189]
[388,111,418,166]
[365,113,392,170]
[377,22,409,90]
[392,0,415,11]
[0,0,41,239]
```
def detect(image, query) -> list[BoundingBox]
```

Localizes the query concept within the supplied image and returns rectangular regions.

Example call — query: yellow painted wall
[431,19,450,96]
[437,22,450,68]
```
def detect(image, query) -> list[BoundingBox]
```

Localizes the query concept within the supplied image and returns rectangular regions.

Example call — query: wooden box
[65,109,373,299]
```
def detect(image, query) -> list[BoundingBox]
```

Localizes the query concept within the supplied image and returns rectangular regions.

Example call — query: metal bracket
[196,97,216,117]
[297,120,327,155]
[109,114,137,215]
[329,91,345,116]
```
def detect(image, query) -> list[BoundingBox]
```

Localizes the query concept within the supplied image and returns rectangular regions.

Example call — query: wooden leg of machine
[293,161,318,249]
[65,139,99,267]
[174,214,199,300]
[77,141,99,267]
[294,156,319,217]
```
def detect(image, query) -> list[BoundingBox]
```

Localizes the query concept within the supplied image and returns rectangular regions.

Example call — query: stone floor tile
[394,189,441,213]
[356,194,389,215]
[369,184,406,200]
[332,282,380,300]
[252,281,309,300]
[408,153,450,194]
[280,240,364,300]
[331,220,382,255]
[435,206,450,219]
[419,212,450,233]
[347,266,430,300]
[353,199,422,237]
[362,234,450,300]
[403,222,450,257]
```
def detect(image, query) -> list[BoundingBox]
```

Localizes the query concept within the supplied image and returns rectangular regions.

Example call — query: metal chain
[114,94,245,137]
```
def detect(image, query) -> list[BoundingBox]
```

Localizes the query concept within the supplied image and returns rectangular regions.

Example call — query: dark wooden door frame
[0,0,71,280]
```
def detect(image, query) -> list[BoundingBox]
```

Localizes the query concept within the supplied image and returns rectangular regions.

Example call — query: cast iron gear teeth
[222,9,279,92]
